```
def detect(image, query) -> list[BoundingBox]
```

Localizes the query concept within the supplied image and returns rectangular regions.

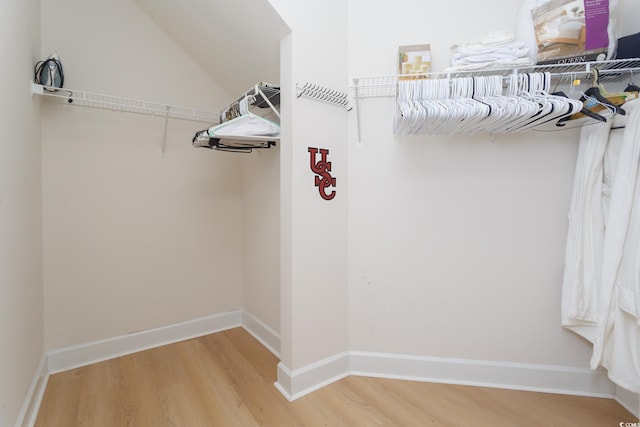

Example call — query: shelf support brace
[353,78,362,147]
[161,106,170,155]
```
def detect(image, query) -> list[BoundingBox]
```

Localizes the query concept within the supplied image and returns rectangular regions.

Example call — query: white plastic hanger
[207,94,280,141]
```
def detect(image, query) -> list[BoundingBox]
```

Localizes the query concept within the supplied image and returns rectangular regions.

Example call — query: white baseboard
[349,351,616,398]
[274,350,618,403]
[37,311,633,418]
[14,355,48,427]
[615,386,640,418]
[241,311,281,358]
[47,310,242,374]
[275,352,350,401]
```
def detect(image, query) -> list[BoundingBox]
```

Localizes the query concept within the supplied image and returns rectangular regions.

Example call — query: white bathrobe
[562,97,640,393]
[591,98,640,393]
[561,119,611,340]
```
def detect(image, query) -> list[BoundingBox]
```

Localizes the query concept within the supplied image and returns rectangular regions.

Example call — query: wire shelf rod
[31,83,218,124]
[350,58,640,99]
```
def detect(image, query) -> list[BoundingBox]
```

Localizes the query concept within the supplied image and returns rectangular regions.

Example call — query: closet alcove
[131,1,288,354]
[40,0,288,353]
[13,0,640,422]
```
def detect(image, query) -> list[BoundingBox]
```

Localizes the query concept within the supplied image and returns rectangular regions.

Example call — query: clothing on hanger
[589,98,640,393]
[562,97,640,393]
[561,118,611,339]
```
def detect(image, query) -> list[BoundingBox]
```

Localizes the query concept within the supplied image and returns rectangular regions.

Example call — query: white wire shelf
[351,58,640,99]
[31,83,218,124]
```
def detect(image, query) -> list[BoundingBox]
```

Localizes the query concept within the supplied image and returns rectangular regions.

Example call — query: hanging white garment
[591,98,640,392]
[600,286,640,392]
[601,119,623,221]
[561,119,612,340]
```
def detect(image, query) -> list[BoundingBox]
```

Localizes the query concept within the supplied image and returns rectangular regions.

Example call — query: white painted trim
[273,350,618,402]
[349,351,616,398]
[46,310,242,374]
[614,386,640,418]
[40,311,629,415]
[241,310,281,358]
[275,353,350,401]
[274,363,293,401]
[14,354,48,427]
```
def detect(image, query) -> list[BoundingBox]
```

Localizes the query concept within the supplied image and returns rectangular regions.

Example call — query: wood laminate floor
[36,328,636,426]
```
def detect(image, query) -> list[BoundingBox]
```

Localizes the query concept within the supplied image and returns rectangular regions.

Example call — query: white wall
[41,0,245,349]
[268,0,350,370]
[346,0,607,367]
[242,147,281,335]
[615,1,640,40]
[0,0,43,425]
[25,0,640,413]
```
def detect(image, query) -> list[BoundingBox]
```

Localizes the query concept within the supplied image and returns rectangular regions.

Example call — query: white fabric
[443,57,534,72]
[562,98,640,393]
[590,99,640,392]
[561,120,612,341]
[447,31,534,72]
[600,304,640,392]
[451,42,530,64]
[602,108,628,223]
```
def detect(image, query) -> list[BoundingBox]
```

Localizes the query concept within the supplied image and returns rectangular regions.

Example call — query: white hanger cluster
[208,94,280,140]
[393,72,585,135]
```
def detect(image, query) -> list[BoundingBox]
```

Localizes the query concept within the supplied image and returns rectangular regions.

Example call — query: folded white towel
[455,42,528,57]
[444,57,534,72]
[449,31,532,71]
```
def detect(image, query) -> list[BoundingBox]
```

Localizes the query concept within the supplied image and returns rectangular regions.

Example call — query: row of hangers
[393,70,639,136]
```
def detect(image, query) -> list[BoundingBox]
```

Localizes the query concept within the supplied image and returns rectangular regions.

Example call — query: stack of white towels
[446,30,534,72]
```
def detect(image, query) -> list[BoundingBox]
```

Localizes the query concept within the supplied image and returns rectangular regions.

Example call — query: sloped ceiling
[134,0,289,98]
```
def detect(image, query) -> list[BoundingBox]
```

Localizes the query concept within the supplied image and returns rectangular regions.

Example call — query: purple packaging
[533,0,611,64]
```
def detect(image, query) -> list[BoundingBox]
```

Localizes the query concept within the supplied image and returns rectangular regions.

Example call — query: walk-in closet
[3,0,640,425]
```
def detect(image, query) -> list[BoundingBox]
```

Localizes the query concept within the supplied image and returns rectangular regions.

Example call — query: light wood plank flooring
[36,328,636,426]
